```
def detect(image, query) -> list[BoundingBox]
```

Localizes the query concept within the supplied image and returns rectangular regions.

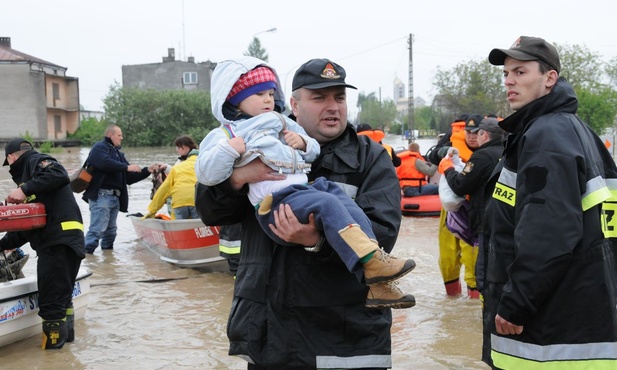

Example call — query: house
[0,37,80,141]
[122,48,216,92]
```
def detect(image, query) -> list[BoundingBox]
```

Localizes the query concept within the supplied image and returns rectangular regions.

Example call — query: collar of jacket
[499,77,578,135]
[318,124,362,171]
[104,136,120,149]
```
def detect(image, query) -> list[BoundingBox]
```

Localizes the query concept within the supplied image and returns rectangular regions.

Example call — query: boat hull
[0,267,91,347]
[401,194,441,217]
[129,216,224,267]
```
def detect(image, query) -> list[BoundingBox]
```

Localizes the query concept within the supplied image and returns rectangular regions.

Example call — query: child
[196,56,416,308]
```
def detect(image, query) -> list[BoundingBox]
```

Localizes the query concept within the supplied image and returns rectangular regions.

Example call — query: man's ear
[546,70,559,89]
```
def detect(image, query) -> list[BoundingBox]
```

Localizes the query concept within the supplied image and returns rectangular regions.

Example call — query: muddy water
[0,142,488,369]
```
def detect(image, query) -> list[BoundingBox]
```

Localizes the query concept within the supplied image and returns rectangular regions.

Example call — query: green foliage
[356,92,398,130]
[555,43,603,90]
[101,84,218,147]
[576,86,617,134]
[431,43,617,135]
[19,130,34,142]
[433,59,507,121]
[606,56,617,87]
[38,141,61,154]
[244,37,268,62]
[69,117,108,146]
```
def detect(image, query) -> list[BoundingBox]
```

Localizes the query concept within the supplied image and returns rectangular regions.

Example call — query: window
[52,83,60,100]
[183,72,198,85]
[54,115,62,133]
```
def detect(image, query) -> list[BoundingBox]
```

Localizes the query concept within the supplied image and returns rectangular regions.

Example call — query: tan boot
[366,281,416,309]
[363,249,416,285]
[258,194,274,215]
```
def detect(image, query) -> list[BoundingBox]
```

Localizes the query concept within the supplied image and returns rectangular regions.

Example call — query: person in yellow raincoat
[145,144,199,220]
[434,115,482,297]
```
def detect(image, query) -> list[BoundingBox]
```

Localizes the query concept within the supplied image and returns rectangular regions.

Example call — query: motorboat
[129,216,224,268]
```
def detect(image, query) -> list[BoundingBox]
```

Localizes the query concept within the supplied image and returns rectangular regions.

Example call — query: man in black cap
[482,36,617,369]
[0,138,85,349]
[196,58,404,369]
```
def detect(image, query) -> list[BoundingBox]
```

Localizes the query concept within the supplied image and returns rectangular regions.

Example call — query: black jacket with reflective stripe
[0,151,85,257]
[485,78,617,353]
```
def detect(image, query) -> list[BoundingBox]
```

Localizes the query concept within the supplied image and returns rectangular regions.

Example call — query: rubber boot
[42,318,68,349]
[467,287,480,299]
[66,304,75,342]
[444,280,462,296]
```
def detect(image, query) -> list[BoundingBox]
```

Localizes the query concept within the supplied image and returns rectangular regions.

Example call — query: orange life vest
[396,151,427,187]
[450,120,473,162]
[358,129,392,158]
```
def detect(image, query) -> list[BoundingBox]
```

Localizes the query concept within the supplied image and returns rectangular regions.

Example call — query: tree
[556,43,603,90]
[431,43,617,135]
[432,59,507,121]
[355,92,397,130]
[99,84,218,147]
[244,37,269,62]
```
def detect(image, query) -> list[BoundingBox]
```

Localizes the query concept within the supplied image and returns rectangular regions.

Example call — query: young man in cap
[483,36,617,369]
[0,138,85,349]
[196,58,403,369]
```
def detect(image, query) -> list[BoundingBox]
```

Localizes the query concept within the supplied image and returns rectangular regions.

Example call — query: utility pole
[408,33,415,143]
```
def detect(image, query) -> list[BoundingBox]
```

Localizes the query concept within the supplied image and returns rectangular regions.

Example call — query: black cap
[478,117,503,134]
[3,138,33,166]
[292,58,357,91]
[488,36,561,73]
[356,123,373,133]
[465,114,484,133]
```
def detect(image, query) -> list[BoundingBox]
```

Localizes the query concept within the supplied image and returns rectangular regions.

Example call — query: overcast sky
[4,0,617,119]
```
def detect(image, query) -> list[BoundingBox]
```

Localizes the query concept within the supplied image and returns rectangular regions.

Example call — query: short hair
[409,142,420,152]
[105,125,119,137]
[174,135,197,150]
[538,60,556,75]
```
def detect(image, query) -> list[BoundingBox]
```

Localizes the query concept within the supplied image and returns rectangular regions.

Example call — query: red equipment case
[0,203,47,232]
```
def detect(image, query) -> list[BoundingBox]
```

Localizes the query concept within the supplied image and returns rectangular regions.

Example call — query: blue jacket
[83,137,150,212]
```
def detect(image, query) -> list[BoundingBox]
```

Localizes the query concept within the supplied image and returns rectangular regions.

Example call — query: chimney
[162,48,176,63]
[188,56,195,63]
[0,37,11,48]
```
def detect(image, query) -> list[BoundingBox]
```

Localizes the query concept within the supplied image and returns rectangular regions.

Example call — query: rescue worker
[397,142,439,196]
[435,115,482,297]
[438,117,505,299]
[356,123,401,167]
[484,36,617,369]
[0,138,85,349]
[195,58,402,369]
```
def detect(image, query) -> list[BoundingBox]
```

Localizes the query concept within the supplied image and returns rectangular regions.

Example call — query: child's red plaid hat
[227,66,277,106]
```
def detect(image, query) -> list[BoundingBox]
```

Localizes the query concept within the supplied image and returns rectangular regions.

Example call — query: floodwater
[0,138,488,369]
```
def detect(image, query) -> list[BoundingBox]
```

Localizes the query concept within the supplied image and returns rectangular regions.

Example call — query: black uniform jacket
[195,124,401,368]
[485,78,617,352]
[0,150,85,258]
[444,137,503,234]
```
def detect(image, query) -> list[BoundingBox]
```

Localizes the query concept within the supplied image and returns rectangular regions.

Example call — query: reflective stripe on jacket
[486,78,617,369]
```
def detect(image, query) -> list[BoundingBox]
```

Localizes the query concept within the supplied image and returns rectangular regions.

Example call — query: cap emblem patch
[320,63,340,79]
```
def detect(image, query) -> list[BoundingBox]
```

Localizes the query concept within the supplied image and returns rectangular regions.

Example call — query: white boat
[0,266,91,347]
[129,216,224,268]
